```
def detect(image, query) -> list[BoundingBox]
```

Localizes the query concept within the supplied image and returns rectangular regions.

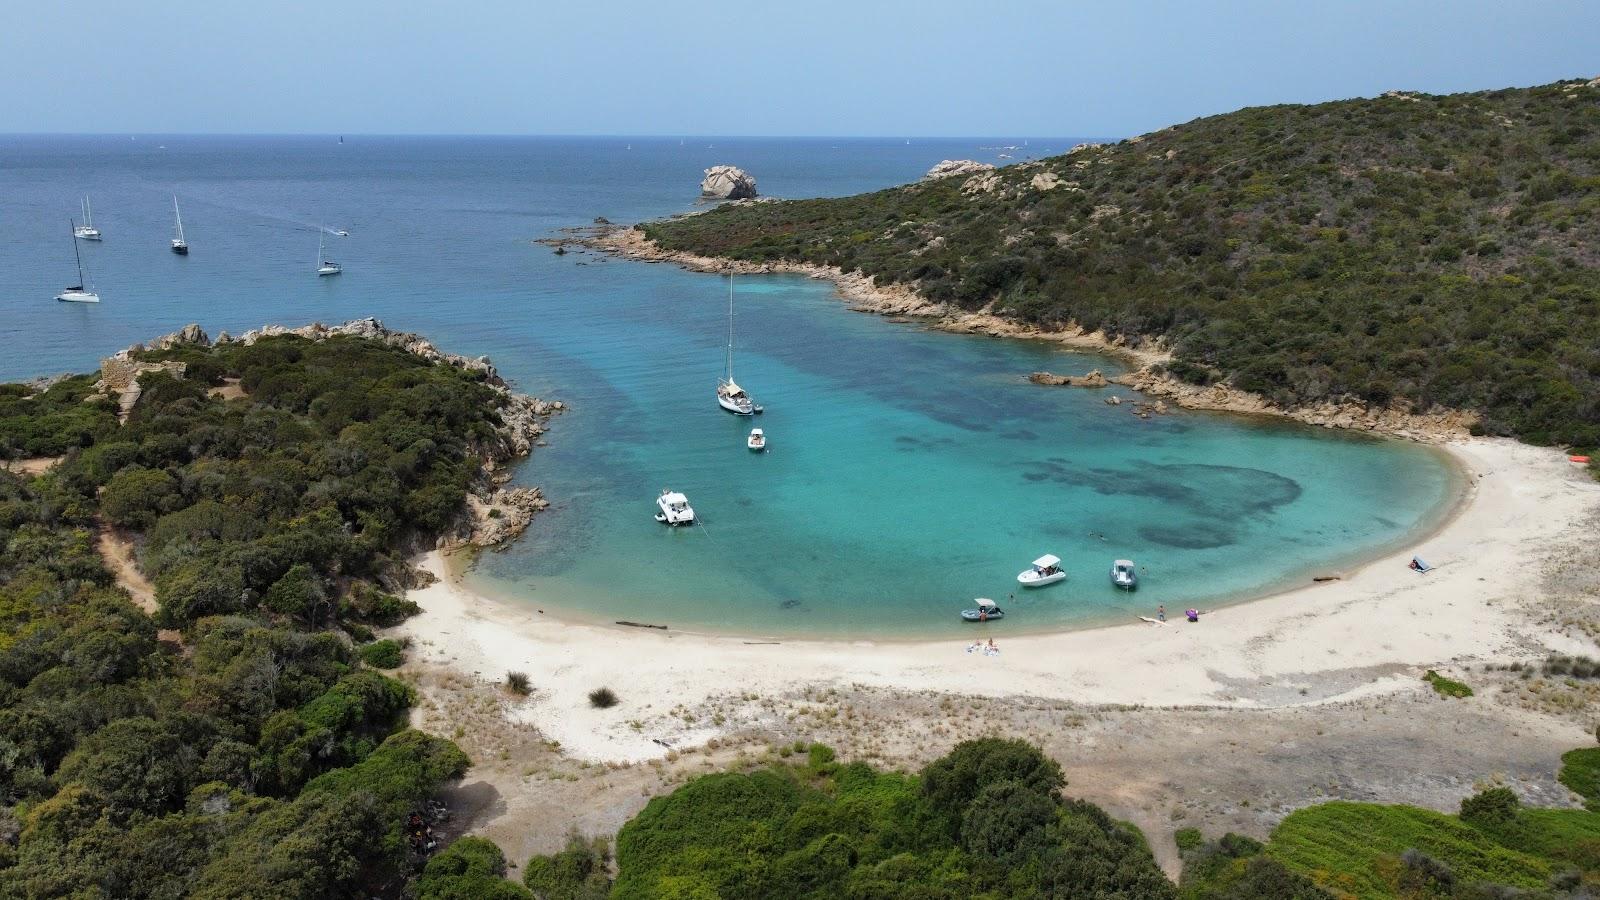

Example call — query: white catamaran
[715,275,762,415]
[170,196,189,255]
[73,196,102,241]
[57,221,101,303]
[316,230,341,276]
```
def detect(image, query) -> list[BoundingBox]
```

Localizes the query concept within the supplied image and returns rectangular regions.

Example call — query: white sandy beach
[399,437,1598,764]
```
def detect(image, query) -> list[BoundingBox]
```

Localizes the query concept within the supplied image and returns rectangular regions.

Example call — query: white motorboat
[746,428,766,451]
[56,221,100,303]
[1111,559,1138,590]
[316,230,342,276]
[334,229,349,236]
[716,275,762,415]
[170,196,189,255]
[74,196,102,241]
[654,490,695,526]
[960,598,1004,622]
[1017,554,1065,587]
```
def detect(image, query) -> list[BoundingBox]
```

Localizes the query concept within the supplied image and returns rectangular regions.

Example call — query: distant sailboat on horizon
[57,220,100,303]
[170,196,189,255]
[74,196,101,241]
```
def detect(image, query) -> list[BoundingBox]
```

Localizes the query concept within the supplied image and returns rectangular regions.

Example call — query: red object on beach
[1571,455,1591,463]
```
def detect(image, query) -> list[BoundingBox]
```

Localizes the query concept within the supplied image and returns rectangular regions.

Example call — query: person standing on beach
[1157,604,1166,622]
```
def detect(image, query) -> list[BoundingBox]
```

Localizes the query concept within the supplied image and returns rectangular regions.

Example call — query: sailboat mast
[173,196,184,241]
[726,274,735,381]
[69,220,86,284]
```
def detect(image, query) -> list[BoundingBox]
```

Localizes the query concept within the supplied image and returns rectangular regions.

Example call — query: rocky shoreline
[580,226,1477,443]
[106,318,561,552]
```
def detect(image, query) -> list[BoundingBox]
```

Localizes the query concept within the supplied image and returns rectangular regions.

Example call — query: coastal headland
[578,225,1479,443]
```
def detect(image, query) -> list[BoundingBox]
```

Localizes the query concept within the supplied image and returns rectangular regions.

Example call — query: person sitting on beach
[986,638,996,651]
[1185,608,1200,622]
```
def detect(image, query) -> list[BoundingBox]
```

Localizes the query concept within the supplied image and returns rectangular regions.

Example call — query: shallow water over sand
[466,270,1458,638]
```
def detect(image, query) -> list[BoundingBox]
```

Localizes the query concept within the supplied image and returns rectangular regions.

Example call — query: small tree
[1460,786,1520,825]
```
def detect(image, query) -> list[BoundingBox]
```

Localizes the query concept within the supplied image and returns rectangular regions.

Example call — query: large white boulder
[701,165,758,200]
[924,159,995,180]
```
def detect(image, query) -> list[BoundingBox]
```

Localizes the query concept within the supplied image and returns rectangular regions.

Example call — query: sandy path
[397,438,1598,765]
[97,525,158,616]
[1,456,64,476]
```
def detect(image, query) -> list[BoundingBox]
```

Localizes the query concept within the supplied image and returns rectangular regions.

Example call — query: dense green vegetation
[1179,786,1600,899]
[520,738,1174,899]
[0,376,118,459]
[646,80,1600,447]
[1563,747,1600,810]
[0,334,521,897]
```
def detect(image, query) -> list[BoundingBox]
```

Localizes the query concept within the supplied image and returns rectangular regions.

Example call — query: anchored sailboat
[715,274,761,415]
[57,220,100,303]
[170,197,189,255]
[74,196,102,241]
[316,230,341,276]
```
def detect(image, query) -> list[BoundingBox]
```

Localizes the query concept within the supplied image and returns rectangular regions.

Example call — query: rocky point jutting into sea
[97,318,562,553]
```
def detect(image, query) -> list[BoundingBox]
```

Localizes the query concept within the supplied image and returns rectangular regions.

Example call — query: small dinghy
[654,490,695,526]
[747,428,766,452]
[1017,554,1065,587]
[1111,559,1138,590]
[960,598,1004,622]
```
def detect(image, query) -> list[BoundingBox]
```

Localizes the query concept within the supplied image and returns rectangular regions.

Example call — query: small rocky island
[700,164,758,200]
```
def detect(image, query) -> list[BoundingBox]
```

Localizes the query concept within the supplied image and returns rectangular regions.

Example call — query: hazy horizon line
[0,132,1117,142]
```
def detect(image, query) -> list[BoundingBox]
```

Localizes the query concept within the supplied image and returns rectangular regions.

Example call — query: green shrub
[587,686,617,708]
[420,837,531,899]
[1460,786,1520,825]
[360,639,405,669]
[1175,827,1204,852]
[523,833,613,899]
[1423,669,1474,698]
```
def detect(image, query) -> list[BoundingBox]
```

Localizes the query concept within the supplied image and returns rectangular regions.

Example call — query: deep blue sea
[0,135,1459,637]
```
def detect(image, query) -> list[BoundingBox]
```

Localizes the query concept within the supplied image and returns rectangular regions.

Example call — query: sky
[2,0,1595,138]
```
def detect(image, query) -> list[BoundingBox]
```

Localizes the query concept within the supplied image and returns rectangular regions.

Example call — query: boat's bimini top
[974,597,998,609]
[1032,554,1061,569]
[1113,559,1134,568]
[660,492,689,505]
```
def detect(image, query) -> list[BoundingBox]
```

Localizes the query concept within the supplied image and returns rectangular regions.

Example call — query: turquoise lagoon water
[0,136,1459,638]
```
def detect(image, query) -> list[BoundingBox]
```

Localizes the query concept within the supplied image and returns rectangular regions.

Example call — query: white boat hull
[56,290,100,303]
[73,230,101,241]
[717,393,754,415]
[1017,570,1067,587]
[656,498,695,526]
[318,266,341,277]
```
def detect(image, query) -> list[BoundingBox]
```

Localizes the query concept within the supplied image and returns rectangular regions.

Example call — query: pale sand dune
[398,438,1598,764]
